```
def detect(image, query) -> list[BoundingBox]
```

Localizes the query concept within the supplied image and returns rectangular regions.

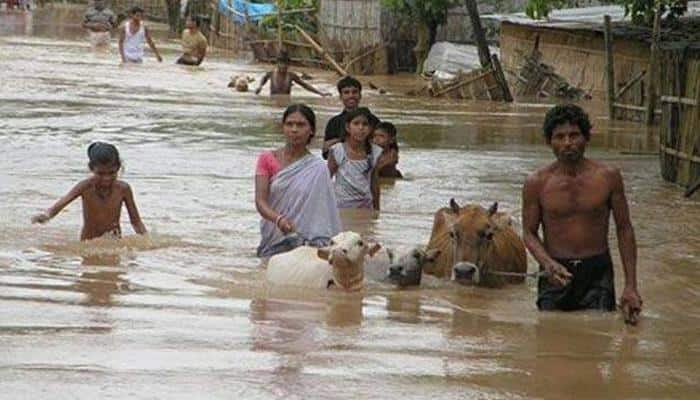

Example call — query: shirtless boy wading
[522,104,643,324]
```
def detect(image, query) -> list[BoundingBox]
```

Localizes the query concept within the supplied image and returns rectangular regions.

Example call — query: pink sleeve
[255,151,281,177]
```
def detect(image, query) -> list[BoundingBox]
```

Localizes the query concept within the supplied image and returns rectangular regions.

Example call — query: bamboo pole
[464,0,491,69]
[645,4,662,126]
[434,71,491,96]
[276,0,283,52]
[344,44,386,70]
[686,177,700,197]
[292,24,348,76]
[491,54,513,102]
[604,15,615,119]
[615,70,646,101]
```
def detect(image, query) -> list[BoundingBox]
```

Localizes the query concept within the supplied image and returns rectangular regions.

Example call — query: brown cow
[423,199,527,287]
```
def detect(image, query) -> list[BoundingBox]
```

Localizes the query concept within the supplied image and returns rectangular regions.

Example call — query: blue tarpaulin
[218,0,277,23]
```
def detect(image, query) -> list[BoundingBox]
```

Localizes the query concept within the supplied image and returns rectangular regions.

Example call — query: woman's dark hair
[130,6,144,14]
[337,76,362,93]
[543,104,592,142]
[344,107,376,171]
[282,103,316,143]
[87,142,121,169]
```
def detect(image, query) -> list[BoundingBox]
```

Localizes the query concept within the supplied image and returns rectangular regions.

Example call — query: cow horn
[449,198,460,214]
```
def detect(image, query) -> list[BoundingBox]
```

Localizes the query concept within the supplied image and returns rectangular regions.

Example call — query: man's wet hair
[337,76,362,94]
[130,6,144,15]
[187,15,201,27]
[542,104,592,142]
[87,142,121,169]
[376,121,397,138]
[277,50,291,64]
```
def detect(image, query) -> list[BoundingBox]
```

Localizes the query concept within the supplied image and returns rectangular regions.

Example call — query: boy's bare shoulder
[115,180,132,193]
[74,177,96,192]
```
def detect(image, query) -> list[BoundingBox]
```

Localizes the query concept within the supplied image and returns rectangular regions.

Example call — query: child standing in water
[328,108,392,210]
[372,121,403,179]
[31,142,148,241]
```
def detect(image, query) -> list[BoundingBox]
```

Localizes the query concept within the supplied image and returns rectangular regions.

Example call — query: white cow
[265,231,380,291]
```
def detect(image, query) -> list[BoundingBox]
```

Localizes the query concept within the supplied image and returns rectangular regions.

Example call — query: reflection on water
[1,14,699,399]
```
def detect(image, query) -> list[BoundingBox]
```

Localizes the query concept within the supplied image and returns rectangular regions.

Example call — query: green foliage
[260,0,318,34]
[382,0,458,30]
[525,0,566,20]
[612,0,688,26]
[524,0,688,25]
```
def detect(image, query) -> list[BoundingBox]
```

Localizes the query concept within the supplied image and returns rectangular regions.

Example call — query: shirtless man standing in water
[254,52,330,97]
[522,104,642,324]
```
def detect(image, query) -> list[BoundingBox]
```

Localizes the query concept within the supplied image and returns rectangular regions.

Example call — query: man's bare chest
[540,176,610,217]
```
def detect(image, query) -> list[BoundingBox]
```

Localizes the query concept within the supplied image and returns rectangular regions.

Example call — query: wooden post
[645,5,662,126]
[686,177,700,198]
[277,0,283,52]
[491,54,513,102]
[604,15,615,119]
[464,0,491,69]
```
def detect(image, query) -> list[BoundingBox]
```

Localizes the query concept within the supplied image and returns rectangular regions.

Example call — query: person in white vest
[118,6,162,64]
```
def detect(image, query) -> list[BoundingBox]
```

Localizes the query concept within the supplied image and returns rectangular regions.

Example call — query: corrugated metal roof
[483,1,700,29]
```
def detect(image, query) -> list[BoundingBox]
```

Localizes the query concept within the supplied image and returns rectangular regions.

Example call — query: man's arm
[196,41,207,65]
[291,73,330,97]
[118,27,126,63]
[144,27,162,62]
[609,168,642,324]
[322,116,343,159]
[255,72,271,95]
[522,174,572,286]
[371,167,381,210]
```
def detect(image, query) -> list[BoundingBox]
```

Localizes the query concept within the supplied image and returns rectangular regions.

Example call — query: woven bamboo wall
[659,47,700,188]
[112,0,168,21]
[319,0,381,50]
[500,22,650,102]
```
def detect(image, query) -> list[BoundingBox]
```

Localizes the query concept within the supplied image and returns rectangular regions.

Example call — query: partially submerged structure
[658,42,700,195]
[488,4,700,192]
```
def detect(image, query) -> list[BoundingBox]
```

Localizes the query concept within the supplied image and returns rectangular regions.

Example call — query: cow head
[317,232,378,290]
[442,199,501,284]
[387,247,441,287]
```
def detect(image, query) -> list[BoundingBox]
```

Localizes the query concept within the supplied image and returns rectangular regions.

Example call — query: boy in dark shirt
[322,76,366,159]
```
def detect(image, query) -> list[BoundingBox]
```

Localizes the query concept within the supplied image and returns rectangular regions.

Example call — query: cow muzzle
[453,262,480,285]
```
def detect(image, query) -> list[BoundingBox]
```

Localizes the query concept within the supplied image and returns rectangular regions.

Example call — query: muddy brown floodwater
[1,11,699,400]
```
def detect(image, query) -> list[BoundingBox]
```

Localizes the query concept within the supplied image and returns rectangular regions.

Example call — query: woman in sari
[255,104,342,258]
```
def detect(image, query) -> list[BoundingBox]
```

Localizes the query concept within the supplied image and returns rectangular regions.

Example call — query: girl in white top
[118,6,162,63]
[328,108,392,210]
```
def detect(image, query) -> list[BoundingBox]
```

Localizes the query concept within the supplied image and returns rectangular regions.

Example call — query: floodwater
[1,12,699,400]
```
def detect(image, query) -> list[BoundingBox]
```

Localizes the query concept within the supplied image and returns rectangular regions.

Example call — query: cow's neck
[332,263,364,291]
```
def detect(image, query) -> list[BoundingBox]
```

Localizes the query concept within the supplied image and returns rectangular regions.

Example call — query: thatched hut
[318,0,416,74]
[658,42,700,194]
[490,3,700,120]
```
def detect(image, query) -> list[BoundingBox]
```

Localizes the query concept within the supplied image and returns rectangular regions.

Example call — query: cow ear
[449,198,460,214]
[487,202,498,216]
[317,248,330,260]
[424,248,441,262]
[368,243,382,257]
